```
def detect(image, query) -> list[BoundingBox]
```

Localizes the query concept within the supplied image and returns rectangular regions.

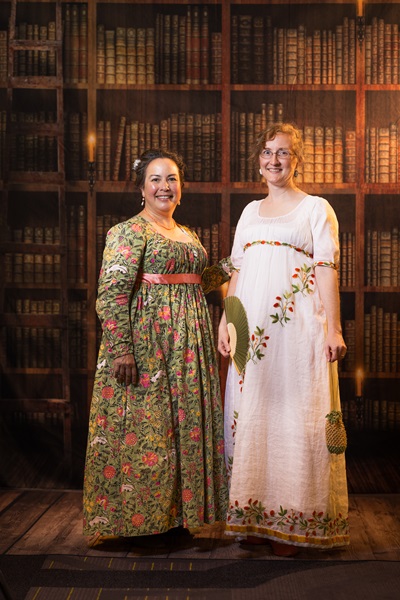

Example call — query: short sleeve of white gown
[311,197,340,268]
[230,202,257,271]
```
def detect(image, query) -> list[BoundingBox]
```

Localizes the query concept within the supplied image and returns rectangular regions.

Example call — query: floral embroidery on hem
[227,499,349,542]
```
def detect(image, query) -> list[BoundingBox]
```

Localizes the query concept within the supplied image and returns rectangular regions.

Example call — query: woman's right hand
[218,313,231,357]
[113,353,138,386]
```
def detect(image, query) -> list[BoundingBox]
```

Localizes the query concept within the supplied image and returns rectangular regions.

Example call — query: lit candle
[357,0,363,17]
[88,135,95,162]
[355,368,363,397]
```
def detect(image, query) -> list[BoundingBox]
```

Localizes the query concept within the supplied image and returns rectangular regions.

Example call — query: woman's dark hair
[249,122,305,172]
[132,148,186,189]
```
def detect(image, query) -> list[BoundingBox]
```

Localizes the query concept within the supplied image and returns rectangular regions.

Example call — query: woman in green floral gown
[83,149,228,541]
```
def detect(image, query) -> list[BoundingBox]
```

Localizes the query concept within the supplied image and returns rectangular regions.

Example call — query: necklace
[143,208,176,231]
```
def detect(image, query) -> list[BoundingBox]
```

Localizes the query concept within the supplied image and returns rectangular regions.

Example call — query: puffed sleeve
[96,219,147,359]
[230,204,252,271]
[311,198,340,269]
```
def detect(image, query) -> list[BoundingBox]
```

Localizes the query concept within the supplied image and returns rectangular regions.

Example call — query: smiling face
[259,132,298,186]
[141,158,182,216]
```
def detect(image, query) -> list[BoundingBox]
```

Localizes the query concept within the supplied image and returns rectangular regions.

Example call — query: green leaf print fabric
[83,216,228,536]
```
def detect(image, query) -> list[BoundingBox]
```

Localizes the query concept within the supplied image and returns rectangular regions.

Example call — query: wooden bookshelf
[1,0,400,486]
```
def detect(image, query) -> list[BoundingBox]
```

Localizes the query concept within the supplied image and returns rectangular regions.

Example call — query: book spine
[200,6,209,85]
[97,24,105,84]
[127,28,136,84]
[115,27,127,85]
[79,4,88,82]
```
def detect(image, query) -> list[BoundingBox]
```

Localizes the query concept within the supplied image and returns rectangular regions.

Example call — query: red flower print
[190,427,201,442]
[142,452,158,466]
[184,348,195,364]
[122,462,133,475]
[182,488,193,502]
[101,386,114,399]
[104,319,118,332]
[97,415,108,429]
[116,293,129,306]
[131,223,142,232]
[178,409,186,422]
[217,440,225,454]
[103,465,116,479]
[96,495,108,508]
[158,306,171,321]
[125,432,137,446]
[117,245,133,259]
[139,373,150,388]
[131,513,145,527]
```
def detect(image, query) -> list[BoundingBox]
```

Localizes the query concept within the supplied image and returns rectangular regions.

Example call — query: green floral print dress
[83,216,228,537]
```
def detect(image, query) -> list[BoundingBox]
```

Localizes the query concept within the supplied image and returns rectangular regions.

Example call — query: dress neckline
[257,194,310,221]
[137,215,197,245]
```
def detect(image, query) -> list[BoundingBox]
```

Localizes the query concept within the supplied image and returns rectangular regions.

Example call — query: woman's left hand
[325,331,347,363]
[113,353,138,385]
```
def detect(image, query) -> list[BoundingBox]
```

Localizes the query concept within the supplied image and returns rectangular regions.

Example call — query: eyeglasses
[260,149,293,159]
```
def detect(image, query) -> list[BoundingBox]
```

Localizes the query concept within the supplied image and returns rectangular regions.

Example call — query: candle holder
[357,16,365,48]
[88,161,96,195]
[355,395,363,424]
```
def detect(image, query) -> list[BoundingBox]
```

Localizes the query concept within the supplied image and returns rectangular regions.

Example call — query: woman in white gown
[218,123,350,556]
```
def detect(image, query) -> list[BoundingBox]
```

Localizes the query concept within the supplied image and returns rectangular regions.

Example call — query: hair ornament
[133,158,141,171]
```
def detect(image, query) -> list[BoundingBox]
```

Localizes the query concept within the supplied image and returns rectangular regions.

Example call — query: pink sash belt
[139,272,202,285]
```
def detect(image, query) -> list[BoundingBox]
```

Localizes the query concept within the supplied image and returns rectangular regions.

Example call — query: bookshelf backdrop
[1,0,400,487]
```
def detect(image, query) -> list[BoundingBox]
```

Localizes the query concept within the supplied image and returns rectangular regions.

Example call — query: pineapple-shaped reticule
[325,410,347,454]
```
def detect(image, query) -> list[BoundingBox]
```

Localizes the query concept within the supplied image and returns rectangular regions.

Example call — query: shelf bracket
[88,161,96,195]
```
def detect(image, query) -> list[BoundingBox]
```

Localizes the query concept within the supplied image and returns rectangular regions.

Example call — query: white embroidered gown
[224,195,350,548]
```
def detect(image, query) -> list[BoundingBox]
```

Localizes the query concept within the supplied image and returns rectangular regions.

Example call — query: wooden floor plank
[0,490,23,514]
[8,491,84,555]
[1,491,400,562]
[0,490,63,554]
[351,494,400,560]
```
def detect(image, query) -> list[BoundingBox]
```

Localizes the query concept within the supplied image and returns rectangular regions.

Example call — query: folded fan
[224,296,250,375]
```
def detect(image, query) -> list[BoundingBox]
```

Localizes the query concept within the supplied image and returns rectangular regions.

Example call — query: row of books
[12,22,57,78]
[5,299,87,369]
[97,6,220,86]
[68,300,88,369]
[5,253,62,285]
[11,226,60,244]
[0,31,7,80]
[10,297,61,315]
[63,3,88,84]
[365,19,400,85]
[342,396,400,431]
[366,228,399,287]
[344,307,400,374]
[232,15,356,85]
[94,113,221,183]
[365,124,400,184]
[6,327,62,368]
[10,136,57,172]
[67,205,86,284]
[364,307,400,373]
[339,232,356,288]
[9,109,58,171]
